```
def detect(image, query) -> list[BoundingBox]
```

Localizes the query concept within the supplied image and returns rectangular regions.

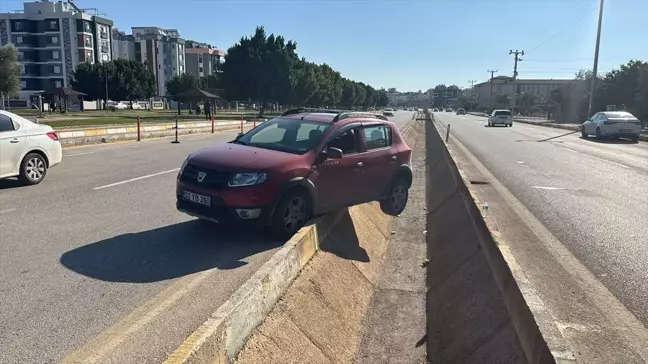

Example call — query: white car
[0,110,62,185]
[107,101,128,110]
[488,109,513,127]
[581,111,642,142]
[383,108,394,117]
[130,103,142,110]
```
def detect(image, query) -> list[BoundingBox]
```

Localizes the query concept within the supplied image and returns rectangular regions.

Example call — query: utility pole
[104,66,109,113]
[468,80,476,112]
[509,50,524,114]
[487,69,498,112]
[587,0,605,117]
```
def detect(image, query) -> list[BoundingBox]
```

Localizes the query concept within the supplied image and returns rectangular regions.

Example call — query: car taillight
[47,132,59,141]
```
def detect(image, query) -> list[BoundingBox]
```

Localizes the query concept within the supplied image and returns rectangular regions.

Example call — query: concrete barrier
[163,120,419,364]
[423,111,554,364]
[54,120,259,147]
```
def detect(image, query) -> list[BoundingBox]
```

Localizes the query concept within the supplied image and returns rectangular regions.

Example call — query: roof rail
[332,112,389,123]
[281,108,342,117]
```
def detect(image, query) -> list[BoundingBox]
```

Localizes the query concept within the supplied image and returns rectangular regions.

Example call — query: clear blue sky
[2,0,647,91]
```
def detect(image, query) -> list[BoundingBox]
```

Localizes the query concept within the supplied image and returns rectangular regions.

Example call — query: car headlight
[228,173,268,187]
[178,156,191,178]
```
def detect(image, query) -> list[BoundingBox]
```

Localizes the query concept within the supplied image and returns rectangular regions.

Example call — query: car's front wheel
[581,127,588,138]
[19,153,47,185]
[380,178,409,216]
[270,189,311,239]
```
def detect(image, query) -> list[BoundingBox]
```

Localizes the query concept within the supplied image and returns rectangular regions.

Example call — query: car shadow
[319,209,370,263]
[59,220,283,283]
[0,178,25,190]
[580,136,639,144]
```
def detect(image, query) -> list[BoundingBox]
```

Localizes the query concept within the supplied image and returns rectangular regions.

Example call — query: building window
[52,36,58,44]
[55,81,62,88]
[101,54,109,62]
[50,20,57,29]
[199,66,203,72]
[16,22,22,30]
[54,66,61,74]
[18,51,24,60]
[20,81,27,89]
[52,51,59,59]
[16,36,23,43]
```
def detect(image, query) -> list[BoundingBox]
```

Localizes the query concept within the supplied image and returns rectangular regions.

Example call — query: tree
[165,73,198,101]
[0,44,21,107]
[494,94,510,109]
[636,64,648,125]
[71,59,155,101]
[354,82,367,108]
[340,79,356,108]
[376,89,389,107]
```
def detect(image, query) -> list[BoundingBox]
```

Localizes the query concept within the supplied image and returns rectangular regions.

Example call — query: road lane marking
[531,186,565,191]
[93,168,180,190]
[0,208,17,214]
[65,152,96,157]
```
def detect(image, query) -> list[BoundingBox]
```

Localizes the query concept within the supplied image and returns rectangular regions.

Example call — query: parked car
[176,108,413,238]
[432,108,438,112]
[0,110,62,185]
[130,103,142,110]
[456,108,466,115]
[487,109,513,127]
[106,101,128,111]
[383,108,395,117]
[581,111,641,141]
[445,108,453,112]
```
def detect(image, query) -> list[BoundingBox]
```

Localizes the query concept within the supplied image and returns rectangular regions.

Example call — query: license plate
[620,129,632,132]
[183,191,211,207]
[498,116,508,119]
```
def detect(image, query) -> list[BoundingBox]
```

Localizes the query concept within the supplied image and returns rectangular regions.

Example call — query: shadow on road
[60,220,283,283]
[580,136,639,144]
[0,178,25,190]
[319,209,370,263]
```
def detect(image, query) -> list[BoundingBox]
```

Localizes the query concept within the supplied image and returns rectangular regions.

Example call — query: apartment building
[184,39,224,79]
[0,0,112,100]
[111,27,134,60]
[131,27,185,97]
[473,76,571,109]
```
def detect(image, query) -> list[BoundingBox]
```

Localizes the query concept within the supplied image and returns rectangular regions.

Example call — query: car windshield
[494,110,512,116]
[234,118,331,155]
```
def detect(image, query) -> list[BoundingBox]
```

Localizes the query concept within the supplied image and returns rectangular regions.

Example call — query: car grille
[180,164,231,189]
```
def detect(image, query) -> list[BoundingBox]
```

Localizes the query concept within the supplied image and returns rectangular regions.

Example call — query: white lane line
[531,186,565,191]
[93,168,180,190]
[65,152,96,157]
[0,208,17,214]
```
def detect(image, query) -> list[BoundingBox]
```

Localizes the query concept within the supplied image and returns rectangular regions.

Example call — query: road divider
[164,120,420,364]
[54,120,265,147]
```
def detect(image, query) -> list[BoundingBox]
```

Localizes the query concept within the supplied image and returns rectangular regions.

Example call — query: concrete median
[423,111,555,364]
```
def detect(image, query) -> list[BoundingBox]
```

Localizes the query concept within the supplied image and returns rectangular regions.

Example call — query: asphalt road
[433,112,648,325]
[0,110,413,364]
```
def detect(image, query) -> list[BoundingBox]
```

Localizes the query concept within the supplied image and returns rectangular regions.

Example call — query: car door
[314,125,369,213]
[584,113,598,134]
[0,114,27,177]
[359,123,398,202]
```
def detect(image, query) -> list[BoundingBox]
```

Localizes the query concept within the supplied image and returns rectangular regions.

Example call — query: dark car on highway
[456,108,466,115]
[176,108,413,238]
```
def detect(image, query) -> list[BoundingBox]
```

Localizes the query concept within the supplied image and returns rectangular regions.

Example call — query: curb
[163,119,419,364]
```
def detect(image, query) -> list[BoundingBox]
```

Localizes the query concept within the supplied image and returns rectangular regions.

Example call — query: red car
[176,108,413,238]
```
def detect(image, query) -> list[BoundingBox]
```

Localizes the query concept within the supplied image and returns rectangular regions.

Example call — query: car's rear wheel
[380,178,409,216]
[270,189,311,239]
[18,153,47,185]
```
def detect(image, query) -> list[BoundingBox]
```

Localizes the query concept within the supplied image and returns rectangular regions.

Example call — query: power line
[524,0,591,49]
[526,3,598,53]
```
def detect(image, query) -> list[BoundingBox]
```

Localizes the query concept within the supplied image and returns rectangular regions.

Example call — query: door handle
[356,162,363,167]
[10,138,20,143]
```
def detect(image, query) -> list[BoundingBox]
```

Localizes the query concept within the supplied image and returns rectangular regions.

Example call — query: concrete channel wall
[424,110,554,364]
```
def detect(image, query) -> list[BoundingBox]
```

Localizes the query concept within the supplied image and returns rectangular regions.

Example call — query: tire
[596,127,603,140]
[581,128,587,138]
[631,134,640,142]
[270,189,311,240]
[380,178,409,216]
[18,153,47,185]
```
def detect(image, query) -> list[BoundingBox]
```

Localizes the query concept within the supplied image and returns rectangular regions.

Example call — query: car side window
[0,115,15,133]
[364,125,392,150]
[328,127,360,155]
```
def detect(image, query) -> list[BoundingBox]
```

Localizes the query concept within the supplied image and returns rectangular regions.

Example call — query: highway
[0,111,412,364]
[433,112,648,326]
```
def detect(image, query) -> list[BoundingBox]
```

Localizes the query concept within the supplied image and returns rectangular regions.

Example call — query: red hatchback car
[176,108,413,238]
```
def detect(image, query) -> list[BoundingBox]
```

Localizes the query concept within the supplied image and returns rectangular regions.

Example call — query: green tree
[363,85,376,108]
[340,79,356,108]
[354,82,367,108]
[289,59,319,106]
[71,59,155,101]
[165,73,198,101]
[0,44,21,107]
[636,64,648,124]
[376,89,389,107]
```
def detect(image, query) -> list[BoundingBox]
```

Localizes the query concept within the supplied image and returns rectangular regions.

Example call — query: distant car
[581,111,641,141]
[487,109,513,127]
[130,103,142,110]
[456,108,466,115]
[383,108,394,117]
[176,108,413,238]
[445,108,453,112]
[0,110,62,185]
[107,101,128,111]
[432,108,438,112]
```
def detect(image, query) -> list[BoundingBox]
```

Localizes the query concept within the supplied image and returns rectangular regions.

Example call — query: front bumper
[176,198,270,225]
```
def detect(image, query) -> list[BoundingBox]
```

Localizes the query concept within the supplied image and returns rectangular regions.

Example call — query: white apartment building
[473,76,572,109]
[0,0,112,101]
[111,28,134,60]
[130,27,185,97]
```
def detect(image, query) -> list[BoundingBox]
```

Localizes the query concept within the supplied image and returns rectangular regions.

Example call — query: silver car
[581,111,641,141]
[487,109,513,127]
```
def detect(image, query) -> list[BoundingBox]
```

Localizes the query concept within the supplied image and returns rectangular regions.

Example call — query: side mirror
[235,133,244,141]
[326,147,343,159]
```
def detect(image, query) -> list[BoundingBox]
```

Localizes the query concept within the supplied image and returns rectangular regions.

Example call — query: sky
[2,0,647,92]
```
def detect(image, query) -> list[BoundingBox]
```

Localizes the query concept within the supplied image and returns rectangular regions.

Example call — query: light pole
[468,80,477,112]
[104,65,109,112]
[587,0,605,117]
